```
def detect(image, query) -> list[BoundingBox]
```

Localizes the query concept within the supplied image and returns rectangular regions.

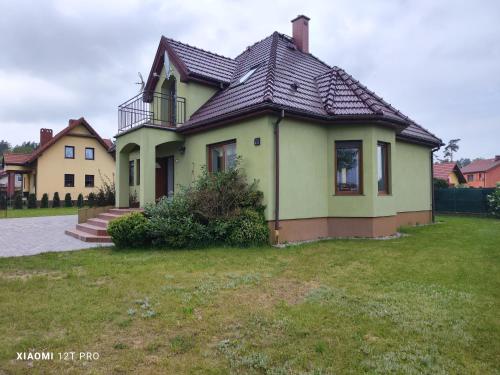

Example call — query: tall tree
[0,140,11,164]
[443,139,460,162]
[0,140,10,155]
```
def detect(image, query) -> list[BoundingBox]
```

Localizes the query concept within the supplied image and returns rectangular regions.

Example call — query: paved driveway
[0,215,112,257]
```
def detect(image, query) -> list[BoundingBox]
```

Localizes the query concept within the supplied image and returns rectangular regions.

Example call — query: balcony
[118,91,186,133]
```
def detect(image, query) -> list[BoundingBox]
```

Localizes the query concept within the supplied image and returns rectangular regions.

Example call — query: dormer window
[239,67,257,84]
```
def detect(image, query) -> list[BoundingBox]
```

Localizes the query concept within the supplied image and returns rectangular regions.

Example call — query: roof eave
[179,103,433,144]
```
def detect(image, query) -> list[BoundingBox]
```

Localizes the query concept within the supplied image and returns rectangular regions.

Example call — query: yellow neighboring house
[0,118,115,202]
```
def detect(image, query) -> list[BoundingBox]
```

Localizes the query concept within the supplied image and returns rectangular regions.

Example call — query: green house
[115,15,442,243]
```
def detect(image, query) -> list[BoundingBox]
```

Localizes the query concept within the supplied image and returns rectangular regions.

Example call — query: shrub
[129,190,139,208]
[145,196,209,248]
[52,192,60,208]
[185,163,265,223]
[227,209,269,246]
[108,212,150,248]
[87,192,96,207]
[96,173,115,206]
[96,190,107,207]
[487,188,500,218]
[40,193,49,208]
[0,192,7,210]
[143,162,269,248]
[77,193,84,208]
[433,178,449,189]
[13,193,23,209]
[64,193,73,207]
[28,193,37,208]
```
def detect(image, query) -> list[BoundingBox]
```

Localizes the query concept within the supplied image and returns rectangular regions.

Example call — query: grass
[0,206,77,219]
[0,215,498,373]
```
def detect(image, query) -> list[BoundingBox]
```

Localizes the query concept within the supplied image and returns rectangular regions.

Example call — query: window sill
[333,193,364,196]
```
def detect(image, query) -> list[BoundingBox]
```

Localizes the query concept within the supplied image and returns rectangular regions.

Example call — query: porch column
[139,140,156,207]
[116,150,130,208]
[7,172,15,198]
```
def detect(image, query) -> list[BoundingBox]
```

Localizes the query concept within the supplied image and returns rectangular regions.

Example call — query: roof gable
[27,118,111,163]
[145,37,237,92]
[433,162,466,183]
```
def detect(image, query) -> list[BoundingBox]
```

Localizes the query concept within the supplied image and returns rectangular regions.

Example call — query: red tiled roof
[3,152,33,165]
[433,162,457,180]
[103,139,114,149]
[433,162,466,184]
[461,158,500,173]
[146,32,441,146]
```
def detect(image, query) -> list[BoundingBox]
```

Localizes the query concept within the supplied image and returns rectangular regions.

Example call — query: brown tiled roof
[461,158,500,173]
[3,152,33,165]
[166,38,236,84]
[149,32,441,146]
[433,162,466,183]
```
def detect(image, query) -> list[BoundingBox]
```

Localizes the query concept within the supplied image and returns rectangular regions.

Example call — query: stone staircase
[65,208,142,243]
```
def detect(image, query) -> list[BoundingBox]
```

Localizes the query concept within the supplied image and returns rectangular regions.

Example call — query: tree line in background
[0,140,38,163]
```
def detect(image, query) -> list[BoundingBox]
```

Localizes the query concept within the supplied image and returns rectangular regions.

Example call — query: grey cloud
[0,0,499,159]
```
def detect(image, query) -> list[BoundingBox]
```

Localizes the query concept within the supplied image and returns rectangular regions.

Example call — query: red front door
[155,156,174,200]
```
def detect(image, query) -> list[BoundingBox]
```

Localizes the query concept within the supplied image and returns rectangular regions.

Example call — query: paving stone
[0,215,112,258]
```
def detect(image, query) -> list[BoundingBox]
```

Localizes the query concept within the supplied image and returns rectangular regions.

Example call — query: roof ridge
[163,36,235,62]
[235,33,276,60]
[334,67,383,115]
[263,32,279,103]
[315,69,336,114]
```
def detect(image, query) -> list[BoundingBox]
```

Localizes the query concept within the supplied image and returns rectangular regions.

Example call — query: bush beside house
[77,193,84,208]
[40,193,49,208]
[108,166,269,249]
[52,192,60,208]
[28,193,37,208]
[64,193,73,207]
[0,193,6,210]
[13,193,23,209]
[487,188,500,218]
[87,192,96,207]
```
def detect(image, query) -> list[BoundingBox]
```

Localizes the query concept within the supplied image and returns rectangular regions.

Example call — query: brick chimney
[40,128,53,146]
[291,15,310,53]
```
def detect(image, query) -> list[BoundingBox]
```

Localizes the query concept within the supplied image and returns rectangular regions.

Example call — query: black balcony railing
[118,91,186,132]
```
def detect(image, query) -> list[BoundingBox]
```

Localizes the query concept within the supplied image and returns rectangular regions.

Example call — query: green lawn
[0,206,78,219]
[0,216,498,374]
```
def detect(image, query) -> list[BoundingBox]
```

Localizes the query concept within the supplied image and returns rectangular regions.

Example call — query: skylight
[238,67,257,84]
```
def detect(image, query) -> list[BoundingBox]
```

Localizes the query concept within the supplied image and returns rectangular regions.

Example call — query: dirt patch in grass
[232,278,320,309]
[0,269,66,281]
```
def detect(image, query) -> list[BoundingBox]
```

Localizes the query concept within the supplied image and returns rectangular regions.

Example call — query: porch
[115,126,184,208]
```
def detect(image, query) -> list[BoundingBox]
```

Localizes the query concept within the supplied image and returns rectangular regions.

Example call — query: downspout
[274,109,285,243]
[431,146,440,223]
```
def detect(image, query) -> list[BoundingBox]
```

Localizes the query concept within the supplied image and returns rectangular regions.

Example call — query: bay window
[335,141,362,194]
[377,142,390,194]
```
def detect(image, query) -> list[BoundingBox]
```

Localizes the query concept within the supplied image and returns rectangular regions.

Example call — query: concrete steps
[65,208,143,243]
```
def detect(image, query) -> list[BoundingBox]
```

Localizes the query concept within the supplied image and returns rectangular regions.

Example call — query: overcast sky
[0,0,499,159]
